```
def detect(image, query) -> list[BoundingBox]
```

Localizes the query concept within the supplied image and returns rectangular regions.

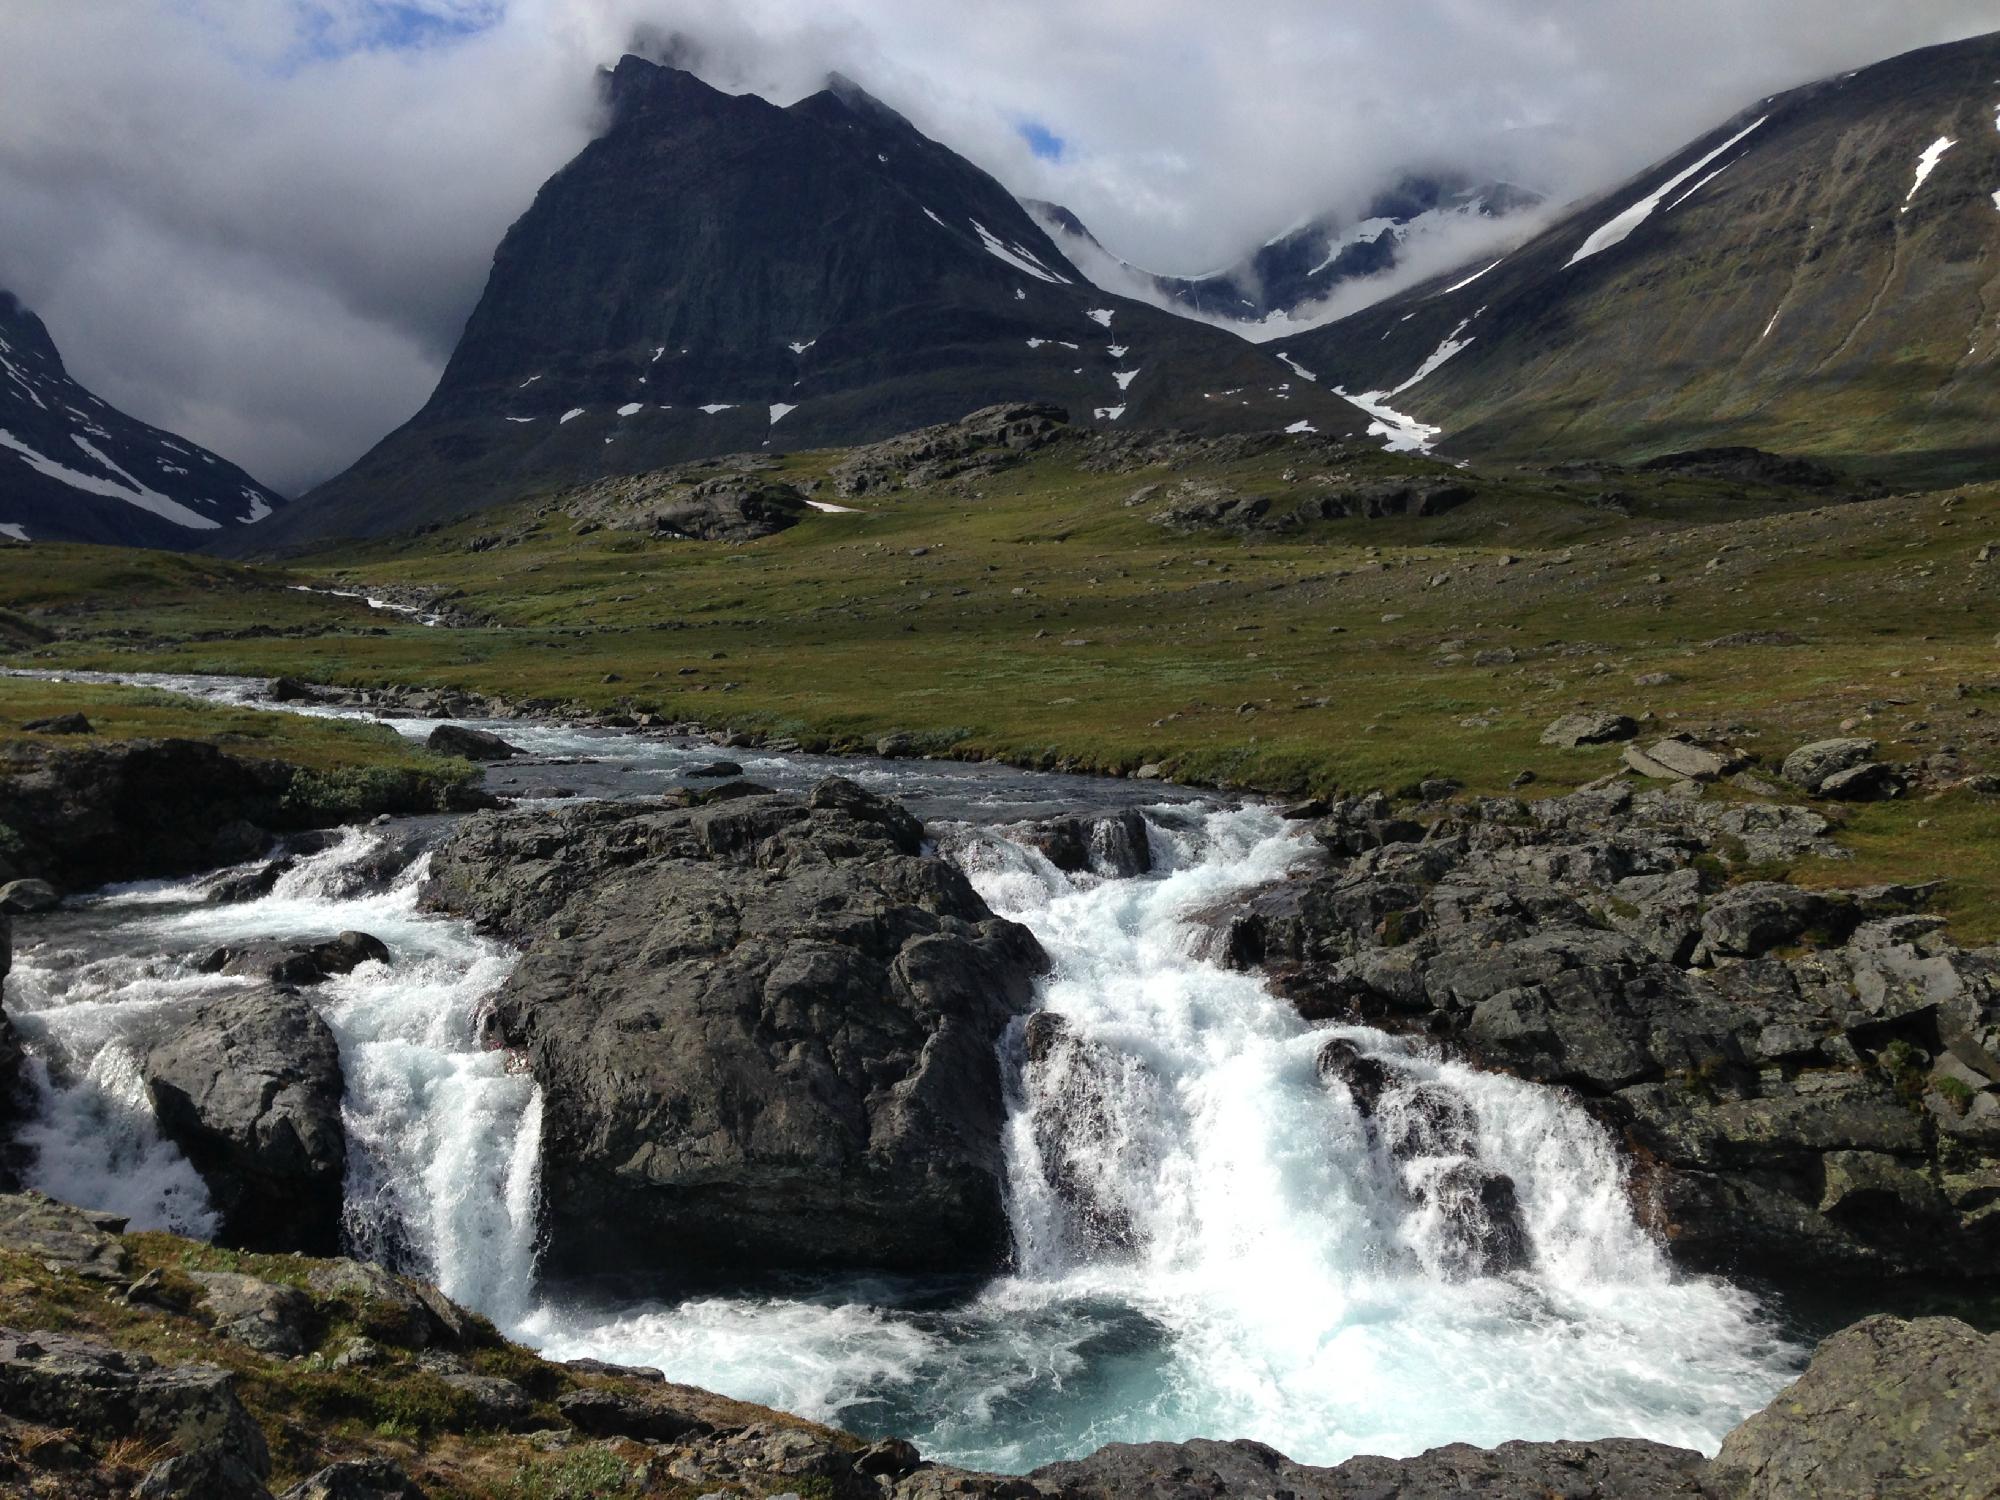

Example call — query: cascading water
[517,805,1799,1470]
[4,707,1802,1474]
[8,829,544,1323]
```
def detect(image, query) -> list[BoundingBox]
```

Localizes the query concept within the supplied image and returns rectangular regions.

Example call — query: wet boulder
[426,724,521,761]
[425,779,1048,1277]
[196,931,389,986]
[1008,809,1153,878]
[1021,1014,1147,1254]
[0,879,58,914]
[143,989,346,1254]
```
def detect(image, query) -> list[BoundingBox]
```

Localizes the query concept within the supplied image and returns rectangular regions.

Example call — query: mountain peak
[0,290,284,547]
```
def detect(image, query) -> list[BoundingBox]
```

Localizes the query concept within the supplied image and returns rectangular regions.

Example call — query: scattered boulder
[0,879,58,914]
[0,1191,130,1280]
[653,479,809,541]
[422,779,1048,1277]
[304,1260,463,1350]
[426,724,521,761]
[1540,712,1637,748]
[1631,738,1738,782]
[188,1272,314,1357]
[557,1387,713,1442]
[1818,762,1902,801]
[0,1329,270,1486]
[435,1372,537,1430]
[20,712,92,735]
[278,1458,425,1500]
[1780,737,1876,793]
[1712,1315,2000,1498]
[143,989,347,1254]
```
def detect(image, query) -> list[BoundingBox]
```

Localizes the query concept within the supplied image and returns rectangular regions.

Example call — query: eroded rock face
[423,778,1047,1277]
[0,1329,270,1485]
[830,403,1069,496]
[143,989,347,1254]
[1220,783,2000,1280]
[1712,1315,2000,1498]
[1023,1435,1713,1499]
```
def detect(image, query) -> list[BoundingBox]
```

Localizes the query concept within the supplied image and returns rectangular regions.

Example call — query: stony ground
[0,1189,1992,1499]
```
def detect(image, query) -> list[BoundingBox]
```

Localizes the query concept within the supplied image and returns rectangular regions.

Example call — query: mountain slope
[1035,175,1541,326]
[1283,30,2000,482]
[265,59,1357,550]
[0,291,284,548]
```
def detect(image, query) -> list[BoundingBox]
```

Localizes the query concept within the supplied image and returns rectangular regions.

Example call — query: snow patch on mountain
[1391,319,1476,395]
[969,220,1070,284]
[0,429,222,530]
[1903,136,1956,211]
[1568,116,1768,266]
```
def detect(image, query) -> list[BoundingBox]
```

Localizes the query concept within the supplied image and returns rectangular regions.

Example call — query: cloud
[0,1,1992,491]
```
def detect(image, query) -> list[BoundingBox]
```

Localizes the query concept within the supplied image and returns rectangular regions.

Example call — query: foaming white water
[9,830,542,1316]
[523,806,1796,1471]
[14,791,1799,1474]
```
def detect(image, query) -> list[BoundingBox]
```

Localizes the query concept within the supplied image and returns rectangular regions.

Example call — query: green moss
[1876,1040,1931,1104]
[1934,1074,1977,1112]
[503,1449,636,1500]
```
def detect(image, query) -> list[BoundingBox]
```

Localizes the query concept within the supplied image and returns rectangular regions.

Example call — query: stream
[2,672,1802,1472]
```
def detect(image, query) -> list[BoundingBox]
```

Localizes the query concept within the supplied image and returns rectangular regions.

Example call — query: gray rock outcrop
[143,989,347,1254]
[423,778,1047,1277]
[1218,783,2000,1280]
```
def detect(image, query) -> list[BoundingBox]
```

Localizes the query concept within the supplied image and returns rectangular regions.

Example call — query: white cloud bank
[0,1,1991,490]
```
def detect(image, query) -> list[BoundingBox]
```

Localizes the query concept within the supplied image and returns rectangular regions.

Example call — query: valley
[3,14,2000,1500]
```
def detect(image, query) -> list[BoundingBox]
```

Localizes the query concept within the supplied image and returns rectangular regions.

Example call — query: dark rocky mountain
[264,59,1359,550]
[1033,175,1542,325]
[0,291,284,549]
[1282,30,2000,483]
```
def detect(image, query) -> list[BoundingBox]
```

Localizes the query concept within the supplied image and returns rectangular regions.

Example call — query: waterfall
[8,831,544,1315]
[7,775,1799,1476]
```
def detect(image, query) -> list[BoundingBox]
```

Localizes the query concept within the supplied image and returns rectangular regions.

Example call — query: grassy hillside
[9,427,2000,928]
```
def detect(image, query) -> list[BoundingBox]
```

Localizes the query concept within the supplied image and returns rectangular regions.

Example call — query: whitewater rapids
[6,792,1799,1472]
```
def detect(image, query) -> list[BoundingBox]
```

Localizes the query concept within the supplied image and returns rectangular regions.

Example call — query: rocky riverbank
[0,734,487,893]
[1216,780,2000,1281]
[0,1190,1990,1498]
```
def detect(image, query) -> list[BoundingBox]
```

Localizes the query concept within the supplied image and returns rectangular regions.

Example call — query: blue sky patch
[1018,120,1067,162]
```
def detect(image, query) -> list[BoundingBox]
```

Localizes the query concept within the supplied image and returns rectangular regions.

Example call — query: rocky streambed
[0,679,1995,1494]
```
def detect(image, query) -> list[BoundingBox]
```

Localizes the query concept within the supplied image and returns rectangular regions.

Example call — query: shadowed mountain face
[262,58,1360,550]
[1282,31,2000,485]
[0,291,284,549]
[1035,176,1542,325]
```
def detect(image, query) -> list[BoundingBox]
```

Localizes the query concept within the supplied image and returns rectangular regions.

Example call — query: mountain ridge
[248,58,1363,552]
[0,290,285,549]
[1278,29,2000,482]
